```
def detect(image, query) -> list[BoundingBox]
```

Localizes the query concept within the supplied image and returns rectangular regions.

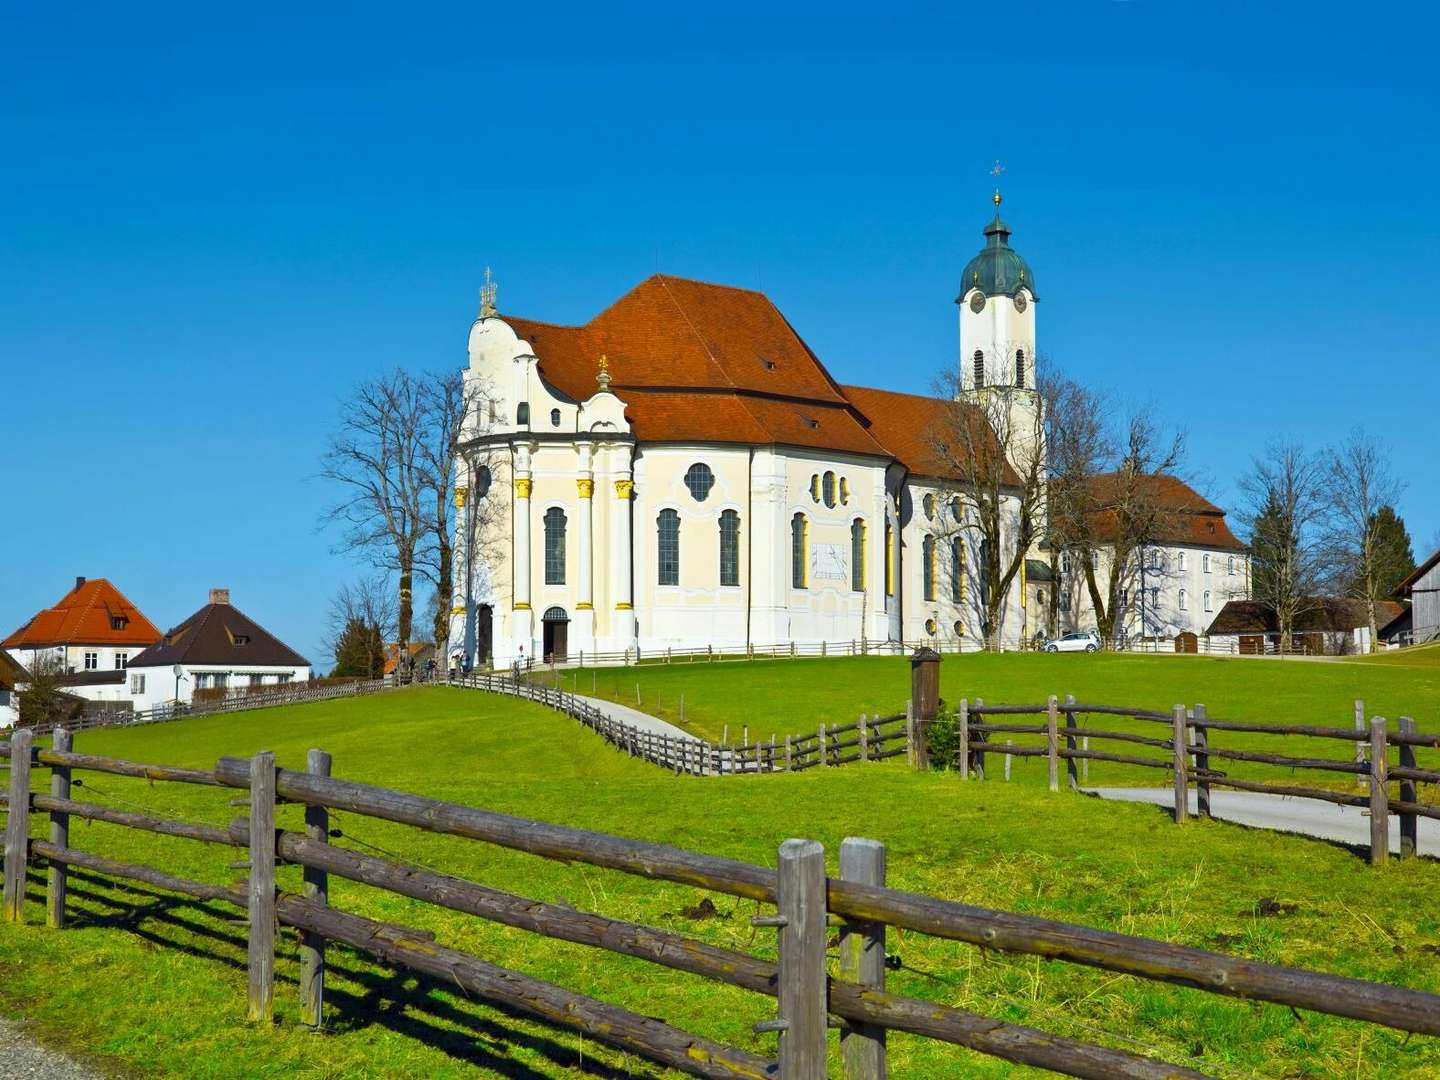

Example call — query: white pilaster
[512,446,535,658]
[611,470,637,652]
[573,443,597,656]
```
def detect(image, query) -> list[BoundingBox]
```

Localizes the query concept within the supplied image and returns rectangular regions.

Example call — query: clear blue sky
[3,3,1437,666]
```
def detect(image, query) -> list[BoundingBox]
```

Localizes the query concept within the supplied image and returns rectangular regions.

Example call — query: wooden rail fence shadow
[5,726,1440,1078]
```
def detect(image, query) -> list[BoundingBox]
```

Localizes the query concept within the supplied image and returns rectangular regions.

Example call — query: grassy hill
[1,686,1438,1078]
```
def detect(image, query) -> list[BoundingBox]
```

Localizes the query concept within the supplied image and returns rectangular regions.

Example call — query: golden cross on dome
[596,353,611,392]
[990,160,1005,206]
[479,266,498,318]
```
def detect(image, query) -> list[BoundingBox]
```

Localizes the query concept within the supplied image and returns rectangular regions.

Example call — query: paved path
[0,1018,107,1079]
[571,693,691,740]
[1091,787,1440,855]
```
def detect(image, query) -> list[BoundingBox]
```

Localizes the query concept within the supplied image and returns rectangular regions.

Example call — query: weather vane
[597,353,611,392]
[990,160,1005,207]
[479,266,498,318]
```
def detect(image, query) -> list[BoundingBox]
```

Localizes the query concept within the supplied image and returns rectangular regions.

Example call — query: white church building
[447,198,1248,668]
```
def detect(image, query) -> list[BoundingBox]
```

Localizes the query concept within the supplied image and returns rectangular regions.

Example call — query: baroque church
[447,197,1246,667]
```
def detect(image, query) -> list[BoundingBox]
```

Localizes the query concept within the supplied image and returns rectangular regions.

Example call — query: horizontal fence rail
[3,732,1440,1078]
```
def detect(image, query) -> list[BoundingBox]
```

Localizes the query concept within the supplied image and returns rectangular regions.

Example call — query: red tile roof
[841,385,1018,484]
[503,275,888,456]
[2,579,162,650]
[1081,474,1245,551]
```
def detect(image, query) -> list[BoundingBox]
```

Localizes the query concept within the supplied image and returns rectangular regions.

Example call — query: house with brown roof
[1,577,162,704]
[444,196,1240,664]
[123,589,310,711]
[1052,475,1251,643]
[1205,598,1406,656]
[0,650,27,728]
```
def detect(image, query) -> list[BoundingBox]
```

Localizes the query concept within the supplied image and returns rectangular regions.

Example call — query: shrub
[924,706,959,771]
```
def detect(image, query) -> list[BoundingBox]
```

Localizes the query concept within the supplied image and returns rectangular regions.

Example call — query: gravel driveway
[0,1018,108,1079]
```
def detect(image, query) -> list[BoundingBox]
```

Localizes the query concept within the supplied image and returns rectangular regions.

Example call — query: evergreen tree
[331,615,385,678]
[1363,505,1415,599]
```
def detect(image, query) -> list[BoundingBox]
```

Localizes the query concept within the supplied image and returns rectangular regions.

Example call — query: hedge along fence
[6,731,1440,1078]
[941,695,1440,866]
[452,670,913,774]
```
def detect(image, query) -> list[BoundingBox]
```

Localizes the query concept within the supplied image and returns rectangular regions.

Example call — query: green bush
[924,706,959,771]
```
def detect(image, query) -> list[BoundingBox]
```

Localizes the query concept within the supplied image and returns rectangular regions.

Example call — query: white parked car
[1043,630,1100,653]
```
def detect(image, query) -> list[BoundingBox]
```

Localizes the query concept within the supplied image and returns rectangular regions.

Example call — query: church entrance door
[477,605,493,667]
[542,606,569,664]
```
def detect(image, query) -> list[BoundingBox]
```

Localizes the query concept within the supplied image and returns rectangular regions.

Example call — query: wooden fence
[453,671,912,774]
[5,728,1440,1078]
[952,695,1440,866]
[21,678,390,738]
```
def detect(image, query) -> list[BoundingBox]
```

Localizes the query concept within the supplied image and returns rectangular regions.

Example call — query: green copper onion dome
[957,193,1036,302]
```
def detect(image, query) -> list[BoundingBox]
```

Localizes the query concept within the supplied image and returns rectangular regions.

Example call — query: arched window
[1179,588,1188,611]
[1203,590,1213,612]
[1227,556,1236,575]
[543,508,566,584]
[950,496,963,523]
[516,402,530,426]
[791,513,808,588]
[719,510,740,587]
[923,535,936,601]
[657,509,680,586]
[474,465,491,498]
[1178,552,1188,572]
[1015,349,1026,387]
[851,519,866,592]
[884,520,894,597]
[685,463,714,502]
[951,538,965,603]
[1202,553,1211,573]
[973,350,985,386]
[822,471,836,508]
[550,408,561,427]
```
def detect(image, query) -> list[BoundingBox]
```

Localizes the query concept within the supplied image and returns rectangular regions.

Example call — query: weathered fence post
[1369,718,1389,867]
[784,734,793,772]
[247,749,277,1023]
[776,839,827,1079]
[910,648,940,771]
[1398,717,1417,859]
[1081,735,1089,785]
[819,723,828,767]
[958,699,970,780]
[1354,699,1367,786]
[839,837,886,1080]
[1191,705,1210,819]
[3,727,34,923]
[1171,706,1189,824]
[300,748,331,1027]
[1064,694,1079,792]
[47,728,72,928]
[1004,740,1013,781]
[973,698,985,780]
[858,714,869,762]
[904,700,915,768]
[1046,695,1060,792]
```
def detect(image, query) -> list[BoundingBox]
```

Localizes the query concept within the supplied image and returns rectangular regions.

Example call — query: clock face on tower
[1013,292,1028,313]
[968,291,986,314]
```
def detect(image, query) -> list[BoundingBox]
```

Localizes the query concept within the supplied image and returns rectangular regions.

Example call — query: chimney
[75,576,86,590]
[210,588,231,605]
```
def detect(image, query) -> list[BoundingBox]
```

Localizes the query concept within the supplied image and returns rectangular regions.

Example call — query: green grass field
[559,652,1440,790]
[2,682,1440,1078]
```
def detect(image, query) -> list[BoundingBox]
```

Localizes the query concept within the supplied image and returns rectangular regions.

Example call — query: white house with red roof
[1,577,163,703]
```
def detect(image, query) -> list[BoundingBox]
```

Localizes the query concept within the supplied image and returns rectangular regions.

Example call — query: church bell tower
[957,190,1038,397]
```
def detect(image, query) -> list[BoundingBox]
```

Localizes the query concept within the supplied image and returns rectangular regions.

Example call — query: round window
[684,463,715,502]
[925,618,938,636]
[953,620,964,637]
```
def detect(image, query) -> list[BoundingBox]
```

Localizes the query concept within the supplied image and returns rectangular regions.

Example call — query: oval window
[925,618,938,636]
[839,477,849,505]
[810,474,820,502]
[953,620,964,637]
[822,471,837,508]
[923,493,936,520]
[684,463,715,502]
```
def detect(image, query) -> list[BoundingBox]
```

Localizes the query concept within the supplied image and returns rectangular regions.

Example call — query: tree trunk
[397,564,413,655]
[435,514,453,650]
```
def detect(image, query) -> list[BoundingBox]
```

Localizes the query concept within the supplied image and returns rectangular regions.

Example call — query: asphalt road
[1090,787,1439,855]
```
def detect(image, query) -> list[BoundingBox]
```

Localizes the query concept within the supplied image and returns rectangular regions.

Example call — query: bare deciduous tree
[930,370,1049,649]
[1239,441,1328,654]
[1321,428,1404,653]
[325,576,397,677]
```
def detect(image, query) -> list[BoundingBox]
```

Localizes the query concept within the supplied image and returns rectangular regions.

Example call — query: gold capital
[577,478,594,499]
[450,605,466,616]
[453,485,469,509]
[514,478,532,499]
[575,602,594,610]
[615,602,633,610]
[614,479,634,500]
[513,602,531,611]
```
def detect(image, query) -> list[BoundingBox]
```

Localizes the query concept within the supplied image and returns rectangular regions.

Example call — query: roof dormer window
[111,616,128,631]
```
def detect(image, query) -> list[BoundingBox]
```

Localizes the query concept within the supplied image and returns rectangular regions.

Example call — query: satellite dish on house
[172,664,184,677]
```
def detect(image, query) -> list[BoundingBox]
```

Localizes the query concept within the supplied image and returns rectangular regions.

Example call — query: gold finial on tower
[990,160,1005,207]
[479,266,498,318]
[596,353,611,392]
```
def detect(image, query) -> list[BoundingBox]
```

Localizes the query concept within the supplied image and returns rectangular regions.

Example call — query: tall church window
[884,520,894,596]
[1015,349,1026,387]
[1203,589,1213,612]
[1179,588,1189,611]
[719,510,740,587]
[973,350,985,387]
[791,513,808,588]
[543,508,566,585]
[951,538,965,603]
[516,402,530,426]
[923,535,936,601]
[685,463,715,502]
[657,510,680,586]
[851,519,866,592]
